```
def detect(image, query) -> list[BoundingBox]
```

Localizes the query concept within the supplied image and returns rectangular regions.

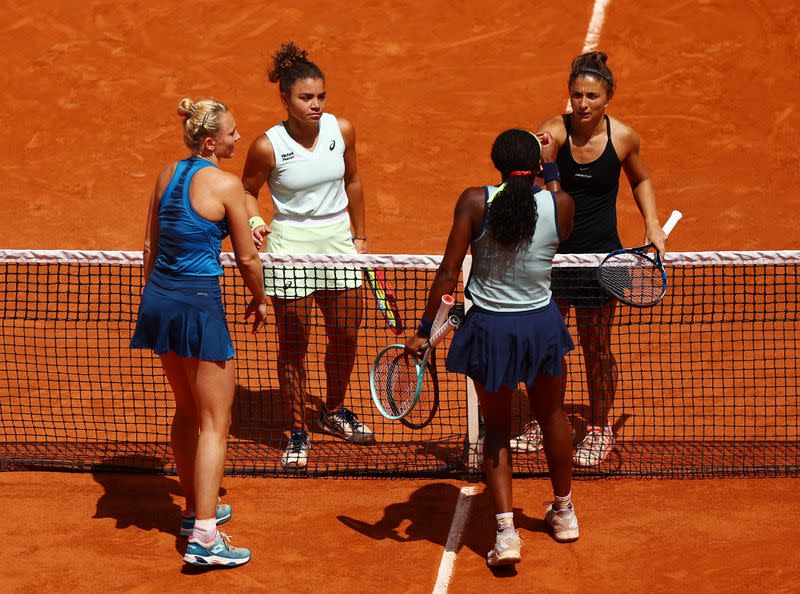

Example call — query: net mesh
[0,249,797,478]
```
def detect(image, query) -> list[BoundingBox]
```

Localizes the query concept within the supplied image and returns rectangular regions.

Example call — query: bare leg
[273,296,314,430]
[528,373,572,496]
[182,357,234,520]
[315,287,363,411]
[476,383,514,515]
[160,352,198,512]
[575,301,618,427]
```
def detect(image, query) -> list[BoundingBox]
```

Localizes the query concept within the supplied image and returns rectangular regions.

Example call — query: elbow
[236,252,262,270]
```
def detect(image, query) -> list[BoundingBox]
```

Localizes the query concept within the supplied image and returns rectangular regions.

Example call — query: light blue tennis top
[465,184,562,312]
[153,158,229,277]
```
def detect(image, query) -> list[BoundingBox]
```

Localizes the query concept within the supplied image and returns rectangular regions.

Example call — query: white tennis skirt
[263,216,363,300]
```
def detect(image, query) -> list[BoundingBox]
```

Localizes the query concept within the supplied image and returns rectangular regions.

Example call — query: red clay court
[2,1,800,592]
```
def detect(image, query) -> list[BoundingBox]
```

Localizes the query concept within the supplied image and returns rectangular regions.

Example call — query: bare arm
[339,118,367,254]
[406,187,484,353]
[219,174,269,332]
[536,117,567,193]
[142,164,176,281]
[554,189,575,242]
[241,135,276,250]
[142,184,159,282]
[620,127,666,255]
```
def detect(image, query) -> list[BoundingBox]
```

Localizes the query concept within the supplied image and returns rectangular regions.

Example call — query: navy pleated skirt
[445,300,574,392]
[130,269,235,361]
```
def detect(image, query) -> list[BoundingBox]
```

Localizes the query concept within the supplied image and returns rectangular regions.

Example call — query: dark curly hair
[268,41,325,94]
[487,129,542,252]
[569,51,615,98]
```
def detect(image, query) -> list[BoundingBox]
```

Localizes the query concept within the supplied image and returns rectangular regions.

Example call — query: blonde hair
[176,98,229,151]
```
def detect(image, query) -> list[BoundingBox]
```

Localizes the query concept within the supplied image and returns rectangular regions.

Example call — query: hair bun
[177,98,195,118]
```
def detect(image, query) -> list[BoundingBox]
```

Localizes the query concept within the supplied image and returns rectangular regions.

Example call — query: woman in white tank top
[242,42,372,470]
[406,129,578,566]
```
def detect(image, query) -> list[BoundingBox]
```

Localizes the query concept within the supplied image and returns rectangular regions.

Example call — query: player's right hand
[252,224,270,250]
[536,131,558,163]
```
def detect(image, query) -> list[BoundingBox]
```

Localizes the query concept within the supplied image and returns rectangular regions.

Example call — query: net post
[460,255,482,472]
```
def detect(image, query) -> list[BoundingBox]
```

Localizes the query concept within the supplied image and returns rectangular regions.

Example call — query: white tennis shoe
[545,504,579,542]
[486,529,523,567]
[509,420,543,453]
[573,427,615,467]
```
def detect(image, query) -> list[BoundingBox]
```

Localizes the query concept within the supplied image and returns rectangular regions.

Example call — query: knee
[199,411,231,437]
[173,406,196,424]
[328,328,359,351]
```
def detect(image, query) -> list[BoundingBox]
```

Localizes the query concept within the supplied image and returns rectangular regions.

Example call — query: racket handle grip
[425,313,461,350]
[431,294,455,335]
[662,210,683,237]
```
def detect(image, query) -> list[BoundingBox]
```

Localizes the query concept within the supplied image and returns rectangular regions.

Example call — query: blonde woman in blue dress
[132,98,268,566]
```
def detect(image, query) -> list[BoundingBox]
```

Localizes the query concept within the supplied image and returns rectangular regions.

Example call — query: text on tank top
[266,113,349,224]
[556,114,622,254]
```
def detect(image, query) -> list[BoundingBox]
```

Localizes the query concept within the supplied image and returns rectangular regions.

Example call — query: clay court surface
[3,0,800,591]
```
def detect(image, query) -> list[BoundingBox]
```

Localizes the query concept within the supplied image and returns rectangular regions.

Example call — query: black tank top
[556,114,622,254]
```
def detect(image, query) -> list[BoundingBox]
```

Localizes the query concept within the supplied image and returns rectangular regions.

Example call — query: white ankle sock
[191,517,218,544]
[554,491,573,512]
[496,512,514,533]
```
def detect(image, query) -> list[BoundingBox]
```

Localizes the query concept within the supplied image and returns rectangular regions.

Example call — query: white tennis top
[265,113,349,226]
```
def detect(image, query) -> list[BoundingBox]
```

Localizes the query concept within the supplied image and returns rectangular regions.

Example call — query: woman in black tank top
[509,51,668,468]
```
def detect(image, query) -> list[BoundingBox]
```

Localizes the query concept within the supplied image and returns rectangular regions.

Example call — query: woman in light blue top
[132,98,268,568]
[406,129,577,567]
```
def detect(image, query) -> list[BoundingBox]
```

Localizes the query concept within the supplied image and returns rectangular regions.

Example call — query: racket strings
[598,253,665,305]
[372,349,420,418]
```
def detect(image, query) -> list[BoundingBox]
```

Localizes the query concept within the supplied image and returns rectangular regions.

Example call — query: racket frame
[364,267,404,335]
[369,311,462,420]
[596,210,683,308]
[596,246,667,307]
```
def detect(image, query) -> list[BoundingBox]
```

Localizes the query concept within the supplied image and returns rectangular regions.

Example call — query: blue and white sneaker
[180,503,232,538]
[183,532,251,567]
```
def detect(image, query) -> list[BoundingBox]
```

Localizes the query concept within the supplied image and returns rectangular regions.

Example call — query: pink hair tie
[509,170,532,177]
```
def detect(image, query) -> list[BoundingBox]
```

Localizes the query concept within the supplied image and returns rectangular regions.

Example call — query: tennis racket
[369,298,462,421]
[364,268,404,335]
[597,210,683,307]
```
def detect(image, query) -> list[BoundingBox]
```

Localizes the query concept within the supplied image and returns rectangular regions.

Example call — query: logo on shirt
[281,151,295,162]
[329,140,336,151]
[575,167,592,179]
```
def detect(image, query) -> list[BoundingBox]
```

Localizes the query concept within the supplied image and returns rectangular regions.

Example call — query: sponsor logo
[281,151,295,162]
[329,140,336,150]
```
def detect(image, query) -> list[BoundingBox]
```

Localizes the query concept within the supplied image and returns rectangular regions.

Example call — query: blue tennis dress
[130,158,235,361]
[446,184,574,391]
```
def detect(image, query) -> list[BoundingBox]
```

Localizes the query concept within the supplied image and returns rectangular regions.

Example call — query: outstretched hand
[536,131,558,163]
[245,298,269,334]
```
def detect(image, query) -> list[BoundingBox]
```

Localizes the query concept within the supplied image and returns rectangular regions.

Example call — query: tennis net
[0,249,797,478]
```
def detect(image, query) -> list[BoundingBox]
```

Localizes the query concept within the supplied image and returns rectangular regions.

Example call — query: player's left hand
[245,299,269,334]
[404,334,428,357]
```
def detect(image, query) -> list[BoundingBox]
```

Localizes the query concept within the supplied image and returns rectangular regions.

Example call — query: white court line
[566,0,612,112]
[431,485,478,594]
